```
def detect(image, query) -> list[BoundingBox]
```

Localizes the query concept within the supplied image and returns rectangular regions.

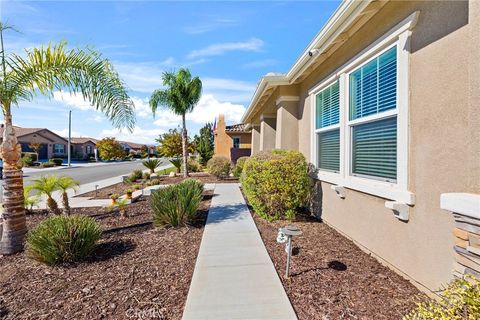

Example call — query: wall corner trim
[276,96,300,106]
[440,193,480,219]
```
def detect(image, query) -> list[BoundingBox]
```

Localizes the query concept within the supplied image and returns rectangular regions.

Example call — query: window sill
[315,171,415,205]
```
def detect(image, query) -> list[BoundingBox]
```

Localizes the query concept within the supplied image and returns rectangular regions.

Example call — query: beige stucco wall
[260,117,277,151]
[251,0,478,292]
[275,100,299,150]
[306,0,475,292]
[251,126,261,155]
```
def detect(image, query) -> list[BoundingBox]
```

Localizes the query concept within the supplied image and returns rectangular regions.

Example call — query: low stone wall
[441,193,480,278]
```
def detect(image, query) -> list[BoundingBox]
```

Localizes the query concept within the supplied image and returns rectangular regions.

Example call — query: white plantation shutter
[315,81,340,172]
[349,46,398,181]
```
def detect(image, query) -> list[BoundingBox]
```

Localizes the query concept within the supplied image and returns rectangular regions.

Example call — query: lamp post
[67,110,72,167]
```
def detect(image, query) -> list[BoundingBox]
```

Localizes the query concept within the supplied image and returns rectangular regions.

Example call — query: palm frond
[4,42,135,130]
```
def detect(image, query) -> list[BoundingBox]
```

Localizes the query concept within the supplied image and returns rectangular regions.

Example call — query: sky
[0,0,341,144]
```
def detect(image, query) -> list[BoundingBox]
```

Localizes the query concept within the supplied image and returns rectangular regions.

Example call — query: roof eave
[241,0,374,124]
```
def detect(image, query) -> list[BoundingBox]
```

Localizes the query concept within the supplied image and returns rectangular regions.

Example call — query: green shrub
[50,158,64,166]
[127,169,143,182]
[404,275,480,320]
[21,153,34,167]
[182,158,202,173]
[22,152,38,162]
[26,215,102,265]
[150,179,203,227]
[142,172,151,180]
[232,156,249,177]
[40,161,56,168]
[206,156,231,178]
[149,179,161,186]
[132,184,142,190]
[241,150,311,221]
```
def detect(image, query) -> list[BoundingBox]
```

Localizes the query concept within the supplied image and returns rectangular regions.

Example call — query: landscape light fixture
[277,225,302,278]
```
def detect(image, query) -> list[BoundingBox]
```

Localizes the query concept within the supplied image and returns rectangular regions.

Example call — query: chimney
[218,114,226,132]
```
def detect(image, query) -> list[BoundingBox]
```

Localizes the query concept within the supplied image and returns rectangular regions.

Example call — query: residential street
[22,159,171,186]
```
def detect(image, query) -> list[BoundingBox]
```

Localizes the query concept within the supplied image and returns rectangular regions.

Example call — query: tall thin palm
[150,68,202,178]
[56,176,80,215]
[30,176,61,215]
[0,23,136,254]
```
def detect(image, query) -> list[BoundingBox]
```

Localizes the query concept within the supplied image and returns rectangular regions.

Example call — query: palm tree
[142,158,161,174]
[150,69,202,177]
[23,185,40,213]
[57,175,80,215]
[0,23,135,255]
[29,176,61,215]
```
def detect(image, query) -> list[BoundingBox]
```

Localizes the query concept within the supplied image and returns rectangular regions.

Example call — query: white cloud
[88,115,104,123]
[187,94,246,125]
[182,18,238,35]
[53,91,93,110]
[131,96,153,118]
[150,94,246,129]
[243,59,277,69]
[52,128,85,138]
[187,38,264,59]
[153,111,181,128]
[100,126,165,144]
[113,61,168,93]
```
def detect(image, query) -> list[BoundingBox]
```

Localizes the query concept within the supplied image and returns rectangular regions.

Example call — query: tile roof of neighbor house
[225,123,249,133]
[70,137,98,144]
[119,141,145,149]
[0,125,68,142]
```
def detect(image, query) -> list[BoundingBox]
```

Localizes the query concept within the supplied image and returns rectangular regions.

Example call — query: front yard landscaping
[77,172,238,200]
[0,190,212,319]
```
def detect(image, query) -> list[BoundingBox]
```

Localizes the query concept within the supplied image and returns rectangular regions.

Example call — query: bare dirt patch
[0,191,213,320]
[251,211,424,320]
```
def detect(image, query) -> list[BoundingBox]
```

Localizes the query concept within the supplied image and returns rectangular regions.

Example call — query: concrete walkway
[182,183,297,320]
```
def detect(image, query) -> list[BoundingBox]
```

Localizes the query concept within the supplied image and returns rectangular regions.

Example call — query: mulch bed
[77,182,135,199]
[78,173,238,199]
[252,212,424,319]
[0,190,213,320]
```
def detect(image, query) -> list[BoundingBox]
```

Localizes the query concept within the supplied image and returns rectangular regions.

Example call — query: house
[0,125,68,160]
[241,0,479,294]
[214,114,251,163]
[70,137,98,160]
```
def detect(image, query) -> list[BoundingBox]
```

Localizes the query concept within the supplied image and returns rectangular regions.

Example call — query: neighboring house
[214,114,251,163]
[119,141,144,154]
[0,125,68,160]
[70,137,98,160]
[241,0,479,294]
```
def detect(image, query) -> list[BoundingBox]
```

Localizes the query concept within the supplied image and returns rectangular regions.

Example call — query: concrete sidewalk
[182,183,297,320]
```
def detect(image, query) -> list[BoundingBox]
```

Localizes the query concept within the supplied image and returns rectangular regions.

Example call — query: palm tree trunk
[0,111,27,255]
[182,114,188,178]
[47,197,61,215]
[62,192,70,215]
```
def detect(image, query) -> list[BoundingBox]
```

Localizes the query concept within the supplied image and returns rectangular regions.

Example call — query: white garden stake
[278,225,302,278]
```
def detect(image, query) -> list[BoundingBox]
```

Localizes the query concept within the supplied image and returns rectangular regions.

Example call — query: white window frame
[313,78,341,174]
[54,143,65,154]
[309,12,418,205]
